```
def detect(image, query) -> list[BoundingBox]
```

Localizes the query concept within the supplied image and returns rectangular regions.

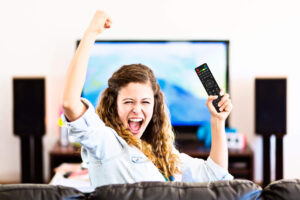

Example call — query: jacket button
[131,156,141,163]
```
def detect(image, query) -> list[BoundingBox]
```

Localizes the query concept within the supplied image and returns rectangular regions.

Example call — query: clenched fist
[86,10,112,35]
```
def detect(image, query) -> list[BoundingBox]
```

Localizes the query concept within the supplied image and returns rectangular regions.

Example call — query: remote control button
[205,79,214,88]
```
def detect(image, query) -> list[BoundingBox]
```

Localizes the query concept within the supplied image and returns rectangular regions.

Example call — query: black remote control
[195,63,223,112]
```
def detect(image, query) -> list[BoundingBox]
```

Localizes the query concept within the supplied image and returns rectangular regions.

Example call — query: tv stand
[175,132,198,142]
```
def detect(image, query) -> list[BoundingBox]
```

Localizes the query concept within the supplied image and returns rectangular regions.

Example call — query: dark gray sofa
[0,179,299,200]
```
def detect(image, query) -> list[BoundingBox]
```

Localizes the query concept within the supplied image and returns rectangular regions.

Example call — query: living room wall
[0,0,299,183]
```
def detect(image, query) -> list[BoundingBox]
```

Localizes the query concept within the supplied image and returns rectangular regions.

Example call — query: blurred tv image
[81,41,229,126]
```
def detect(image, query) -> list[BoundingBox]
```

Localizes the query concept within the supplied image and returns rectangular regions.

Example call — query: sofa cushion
[0,184,86,200]
[88,179,261,200]
[261,179,300,200]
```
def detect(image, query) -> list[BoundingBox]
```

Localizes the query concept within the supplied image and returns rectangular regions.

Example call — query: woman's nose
[132,103,142,114]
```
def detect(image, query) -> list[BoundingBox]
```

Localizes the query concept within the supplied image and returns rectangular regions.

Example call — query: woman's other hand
[206,88,233,121]
[86,10,112,35]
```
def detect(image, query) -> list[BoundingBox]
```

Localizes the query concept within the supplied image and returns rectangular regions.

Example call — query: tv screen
[80,40,229,130]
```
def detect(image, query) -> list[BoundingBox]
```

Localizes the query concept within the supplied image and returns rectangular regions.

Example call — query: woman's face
[117,82,154,139]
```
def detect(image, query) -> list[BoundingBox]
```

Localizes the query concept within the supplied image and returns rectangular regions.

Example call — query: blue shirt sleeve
[61,98,124,161]
[177,150,234,182]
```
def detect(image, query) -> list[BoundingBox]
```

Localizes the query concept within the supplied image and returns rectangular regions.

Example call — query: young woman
[62,10,233,187]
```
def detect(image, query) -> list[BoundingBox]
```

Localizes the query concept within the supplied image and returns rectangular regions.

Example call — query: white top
[62,99,233,187]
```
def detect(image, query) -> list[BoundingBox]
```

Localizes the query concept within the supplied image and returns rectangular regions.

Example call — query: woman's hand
[206,89,233,121]
[85,10,112,36]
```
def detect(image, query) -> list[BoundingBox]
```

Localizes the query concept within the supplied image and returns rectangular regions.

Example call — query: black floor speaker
[255,78,287,187]
[13,78,45,136]
[13,77,45,183]
[255,78,286,135]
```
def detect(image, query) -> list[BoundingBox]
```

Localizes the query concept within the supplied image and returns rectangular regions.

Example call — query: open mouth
[128,118,143,135]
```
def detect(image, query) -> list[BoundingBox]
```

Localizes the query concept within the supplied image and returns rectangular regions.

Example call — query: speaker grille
[255,78,286,135]
[13,78,45,136]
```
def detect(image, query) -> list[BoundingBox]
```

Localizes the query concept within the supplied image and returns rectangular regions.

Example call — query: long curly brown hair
[96,64,181,180]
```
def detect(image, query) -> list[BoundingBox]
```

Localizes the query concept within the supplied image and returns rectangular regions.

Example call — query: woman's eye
[125,101,133,104]
[142,101,150,104]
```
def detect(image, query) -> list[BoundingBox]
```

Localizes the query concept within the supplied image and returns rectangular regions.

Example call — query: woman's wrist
[82,30,98,42]
[211,117,225,127]
[210,117,226,136]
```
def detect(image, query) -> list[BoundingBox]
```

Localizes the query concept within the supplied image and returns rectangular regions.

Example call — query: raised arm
[206,89,233,170]
[62,11,112,121]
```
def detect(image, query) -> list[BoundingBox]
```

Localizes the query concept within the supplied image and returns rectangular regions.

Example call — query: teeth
[129,118,143,122]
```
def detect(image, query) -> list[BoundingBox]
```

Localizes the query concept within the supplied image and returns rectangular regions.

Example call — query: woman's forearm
[62,32,98,121]
[209,118,228,170]
[62,32,97,121]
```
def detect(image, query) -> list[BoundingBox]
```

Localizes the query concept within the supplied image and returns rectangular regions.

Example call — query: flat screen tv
[79,40,229,133]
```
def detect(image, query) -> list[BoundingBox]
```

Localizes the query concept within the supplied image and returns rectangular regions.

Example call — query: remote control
[195,63,223,112]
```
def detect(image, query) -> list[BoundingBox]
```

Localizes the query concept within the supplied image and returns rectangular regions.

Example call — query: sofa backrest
[88,179,262,200]
[261,179,300,200]
[0,184,86,200]
[3,179,300,200]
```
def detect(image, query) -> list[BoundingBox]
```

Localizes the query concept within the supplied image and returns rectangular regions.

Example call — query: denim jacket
[62,99,233,187]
